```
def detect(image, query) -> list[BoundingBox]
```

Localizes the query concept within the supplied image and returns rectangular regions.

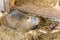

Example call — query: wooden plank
[0,0,5,11]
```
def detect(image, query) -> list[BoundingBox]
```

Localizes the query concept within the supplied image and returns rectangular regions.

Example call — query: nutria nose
[32,25,39,30]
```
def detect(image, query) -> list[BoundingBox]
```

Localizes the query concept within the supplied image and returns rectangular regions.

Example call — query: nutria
[6,10,40,31]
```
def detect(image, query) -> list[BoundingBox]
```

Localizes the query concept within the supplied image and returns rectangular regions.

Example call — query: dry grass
[0,0,60,40]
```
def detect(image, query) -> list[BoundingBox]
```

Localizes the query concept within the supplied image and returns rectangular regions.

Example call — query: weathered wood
[0,0,5,11]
